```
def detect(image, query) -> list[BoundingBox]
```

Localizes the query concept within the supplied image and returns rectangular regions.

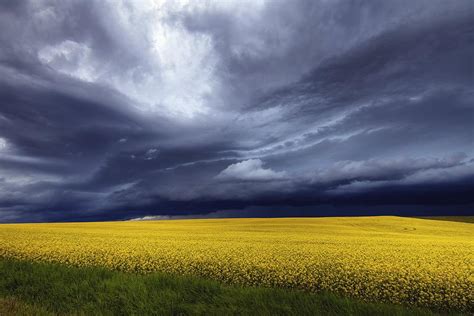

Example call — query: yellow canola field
[0,216,472,311]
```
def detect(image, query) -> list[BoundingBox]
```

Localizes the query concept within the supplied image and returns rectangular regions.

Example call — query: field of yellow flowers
[0,216,472,311]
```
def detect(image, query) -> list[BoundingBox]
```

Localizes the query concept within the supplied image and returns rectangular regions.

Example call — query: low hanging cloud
[313,153,469,184]
[329,160,474,195]
[216,159,287,181]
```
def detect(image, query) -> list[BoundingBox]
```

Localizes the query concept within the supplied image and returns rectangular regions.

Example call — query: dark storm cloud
[176,0,461,108]
[0,0,473,222]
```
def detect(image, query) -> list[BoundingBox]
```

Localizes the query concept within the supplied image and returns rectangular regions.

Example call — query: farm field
[0,216,472,313]
[415,216,474,224]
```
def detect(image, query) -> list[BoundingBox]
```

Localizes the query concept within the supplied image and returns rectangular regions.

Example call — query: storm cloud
[0,0,473,222]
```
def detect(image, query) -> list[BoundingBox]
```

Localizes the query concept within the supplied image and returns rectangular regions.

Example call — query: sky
[0,0,473,222]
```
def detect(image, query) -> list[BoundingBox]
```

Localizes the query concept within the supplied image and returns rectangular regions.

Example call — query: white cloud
[216,159,286,181]
[129,215,174,221]
[145,148,159,160]
[313,153,469,183]
[328,160,474,195]
[35,1,221,119]
[38,40,96,82]
[0,138,6,150]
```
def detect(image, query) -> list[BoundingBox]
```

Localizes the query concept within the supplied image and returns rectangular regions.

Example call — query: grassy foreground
[0,258,447,316]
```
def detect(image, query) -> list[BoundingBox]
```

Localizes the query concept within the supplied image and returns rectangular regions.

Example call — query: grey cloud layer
[0,0,473,222]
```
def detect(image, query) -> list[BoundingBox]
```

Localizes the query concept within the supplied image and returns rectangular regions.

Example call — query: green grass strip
[0,257,462,316]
